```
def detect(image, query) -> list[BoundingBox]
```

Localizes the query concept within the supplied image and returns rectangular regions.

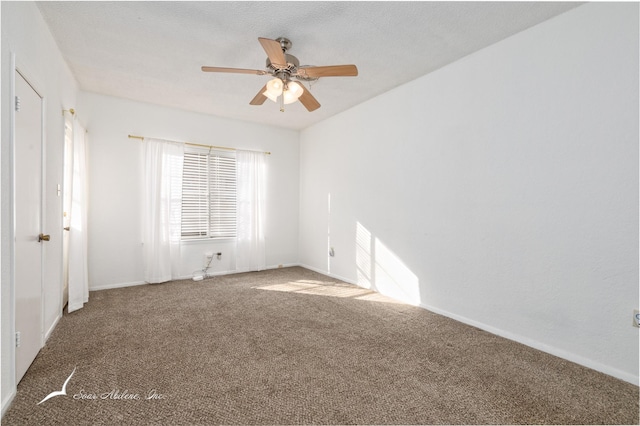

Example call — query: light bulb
[266,78,283,98]
[283,82,304,105]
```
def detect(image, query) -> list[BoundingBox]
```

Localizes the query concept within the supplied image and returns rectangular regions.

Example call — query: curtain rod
[128,134,271,155]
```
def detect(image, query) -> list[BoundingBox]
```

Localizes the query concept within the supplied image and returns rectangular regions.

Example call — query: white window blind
[181,149,236,239]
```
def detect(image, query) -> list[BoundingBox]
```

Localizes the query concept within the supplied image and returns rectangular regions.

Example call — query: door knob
[38,233,50,242]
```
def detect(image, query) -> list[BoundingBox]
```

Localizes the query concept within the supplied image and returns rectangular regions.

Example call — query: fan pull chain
[280,90,285,112]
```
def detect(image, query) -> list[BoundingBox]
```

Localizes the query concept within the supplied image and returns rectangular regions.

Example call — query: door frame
[9,52,47,390]
[62,113,74,310]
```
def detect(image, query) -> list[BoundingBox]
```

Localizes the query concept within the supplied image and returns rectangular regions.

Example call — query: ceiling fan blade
[250,85,268,105]
[291,82,321,112]
[296,65,358,78]
[258,37,287,68]
[201,66,267,75]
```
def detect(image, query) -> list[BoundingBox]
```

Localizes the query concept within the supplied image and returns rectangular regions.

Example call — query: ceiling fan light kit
[264,78,283,101]
[282,81,303,104]
[202,37,358,112]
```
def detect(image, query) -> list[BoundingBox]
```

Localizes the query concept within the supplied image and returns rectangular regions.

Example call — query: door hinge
[15,331,21,347]
[15,96,21,112]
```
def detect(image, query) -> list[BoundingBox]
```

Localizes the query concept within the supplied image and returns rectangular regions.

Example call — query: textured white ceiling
[36,1,580,130]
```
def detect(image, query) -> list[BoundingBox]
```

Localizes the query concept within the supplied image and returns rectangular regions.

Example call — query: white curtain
[236,150,266,272]
[67,122,89,313]
[143,139,184,283]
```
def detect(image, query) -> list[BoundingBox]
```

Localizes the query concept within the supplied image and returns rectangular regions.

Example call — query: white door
[14,70,44,383]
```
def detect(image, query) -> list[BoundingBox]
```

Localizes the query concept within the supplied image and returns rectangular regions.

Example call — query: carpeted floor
[3,267,638,425]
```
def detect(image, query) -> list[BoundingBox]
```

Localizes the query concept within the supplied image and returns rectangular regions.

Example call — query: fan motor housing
[266,53,299,74]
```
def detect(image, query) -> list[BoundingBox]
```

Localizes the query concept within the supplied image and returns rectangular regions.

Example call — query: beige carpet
[3,267,638,425]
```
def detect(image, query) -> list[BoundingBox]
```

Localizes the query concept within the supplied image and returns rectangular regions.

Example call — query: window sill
[181,238,236,245]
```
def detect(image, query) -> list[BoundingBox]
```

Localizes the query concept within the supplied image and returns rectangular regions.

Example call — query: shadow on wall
[356,222,420,305]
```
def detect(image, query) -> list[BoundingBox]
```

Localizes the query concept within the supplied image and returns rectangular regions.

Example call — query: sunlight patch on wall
[356,222,373,289]
[374,238,420,304]
[356,221,420,305]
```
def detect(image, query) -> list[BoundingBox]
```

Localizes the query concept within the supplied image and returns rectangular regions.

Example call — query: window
[181,149,236,239]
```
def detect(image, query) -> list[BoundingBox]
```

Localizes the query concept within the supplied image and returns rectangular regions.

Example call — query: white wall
[79,92,299,289]
[1,1,79,414]
[299,3,639,384]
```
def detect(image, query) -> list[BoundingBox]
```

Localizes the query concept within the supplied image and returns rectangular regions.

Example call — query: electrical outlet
[634,310,640,328]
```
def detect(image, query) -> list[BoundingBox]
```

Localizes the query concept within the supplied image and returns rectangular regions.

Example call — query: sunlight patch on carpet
[253,280,406,304]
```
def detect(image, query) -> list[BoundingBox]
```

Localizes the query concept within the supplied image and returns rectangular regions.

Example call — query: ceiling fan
[201,37,358,112]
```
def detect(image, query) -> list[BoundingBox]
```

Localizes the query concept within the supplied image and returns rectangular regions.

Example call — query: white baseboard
[182,268,252,280]
[298,263,358,286]
[417,301,639,386]
[297,264,639,386]
[184,264,301,281]
[90,280,147,291]
[1,389,16,418]
[94,265,302,288]
[266,263,299,270]
[44,314,61,342]
[84,264,638,385]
